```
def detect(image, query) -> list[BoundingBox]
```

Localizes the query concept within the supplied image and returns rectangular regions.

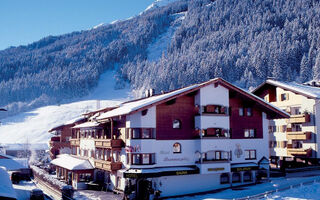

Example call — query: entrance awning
[231,163,258,172]
[124,166,199,179]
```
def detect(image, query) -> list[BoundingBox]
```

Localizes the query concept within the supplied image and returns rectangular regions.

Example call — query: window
[281,93,289,101]
[239,108,244,116]
[142,154,150,164]
[243,171,252,182]
[220,173,230,184]
[129,153,155,165]
[291,107,301,115]
[132,128,141,139]
[173,143,181,153]
[232,173,241,183]
[245,150,256,160]
[128,128,155,139]
[246,108,252,116]
[292,124,302,132]
[244,129,255,138]
[141,109,148,116]
[132,154,141,165]
[173,119,181,129]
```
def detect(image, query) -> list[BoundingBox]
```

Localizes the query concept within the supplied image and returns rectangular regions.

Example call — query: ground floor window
[232,172,241,183]
[243,171,252,182]
[220,173,229,184]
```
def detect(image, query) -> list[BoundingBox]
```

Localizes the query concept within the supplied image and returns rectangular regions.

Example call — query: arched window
[173,119,181,129]
[243,171,252,182]
[220,173,229,184]
[173,143,181,153]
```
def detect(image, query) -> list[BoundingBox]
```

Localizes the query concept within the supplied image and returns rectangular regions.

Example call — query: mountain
[1,0,320,119]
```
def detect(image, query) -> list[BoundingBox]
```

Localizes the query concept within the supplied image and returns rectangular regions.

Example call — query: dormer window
[173,119,181,129]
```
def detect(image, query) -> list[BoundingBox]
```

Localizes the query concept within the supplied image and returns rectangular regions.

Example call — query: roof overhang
[253,80,318,99]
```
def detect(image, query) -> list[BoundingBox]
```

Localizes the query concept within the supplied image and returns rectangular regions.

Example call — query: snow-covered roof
[49,116,87,131]
[96,78,289,120]
[64,116,86,125]
[255,79,320,99]
[72,121,100,129]
[0,167,17,199]
[0,158,27,171]
[97,84,200,120]
[51,154,94,170]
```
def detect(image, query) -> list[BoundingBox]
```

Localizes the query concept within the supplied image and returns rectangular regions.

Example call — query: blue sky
[0,0,154,50]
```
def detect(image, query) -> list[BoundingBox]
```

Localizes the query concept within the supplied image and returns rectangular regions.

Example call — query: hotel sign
[231,166,258,172]
[208,167,225,172]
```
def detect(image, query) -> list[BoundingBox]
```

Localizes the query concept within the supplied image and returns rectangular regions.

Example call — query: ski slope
[0,70,129,144]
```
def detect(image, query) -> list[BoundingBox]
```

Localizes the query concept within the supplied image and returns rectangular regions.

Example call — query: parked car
[9,171,22,184]
[30,189,44,200]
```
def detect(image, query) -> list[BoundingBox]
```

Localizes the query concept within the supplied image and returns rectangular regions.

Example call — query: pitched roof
[253,79,320,99]
[96,78,289,120]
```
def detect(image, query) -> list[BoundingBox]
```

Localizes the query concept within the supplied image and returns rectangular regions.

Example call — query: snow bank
[0,167,17,199]
[31,165,67,190]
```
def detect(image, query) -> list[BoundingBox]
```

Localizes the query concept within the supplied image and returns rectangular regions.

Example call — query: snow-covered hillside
[0,70,129,144]
[144,0,179,12]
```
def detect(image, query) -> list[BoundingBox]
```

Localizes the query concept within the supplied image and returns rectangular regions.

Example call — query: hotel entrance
[137,179,152,200]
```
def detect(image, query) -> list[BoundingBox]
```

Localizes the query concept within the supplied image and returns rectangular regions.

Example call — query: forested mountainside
[1,0,320,117]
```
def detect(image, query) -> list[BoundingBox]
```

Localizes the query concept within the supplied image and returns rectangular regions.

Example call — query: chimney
[149,89,155,97]
[145,90,150,98]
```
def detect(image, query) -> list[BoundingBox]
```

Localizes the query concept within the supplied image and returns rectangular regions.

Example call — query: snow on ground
[169,171,320,200]
[13,181,37,200]
[147,12,186,61]
[85,70,130,100]
[74,190,122,200]
[0,99,122,144]
[265,182,320,200]
[0,70,129,145]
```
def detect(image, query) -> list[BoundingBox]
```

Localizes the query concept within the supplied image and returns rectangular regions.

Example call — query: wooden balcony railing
[94,159,122,171]
[286,131,311,140]
[286,114,311,124]
[287,147,312,157]
[201,128,230,138]
[70,138,80,146]
[94,139,124,149]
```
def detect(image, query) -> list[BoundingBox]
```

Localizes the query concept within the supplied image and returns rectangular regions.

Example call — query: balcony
[70,138,80,146]
[201,128,230,138]
[94,159,122,171]
[287,145,312,157]
[286,114,311,124]
[198,104,229,115]
[286,131,311,140]
[94,139,124,150]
